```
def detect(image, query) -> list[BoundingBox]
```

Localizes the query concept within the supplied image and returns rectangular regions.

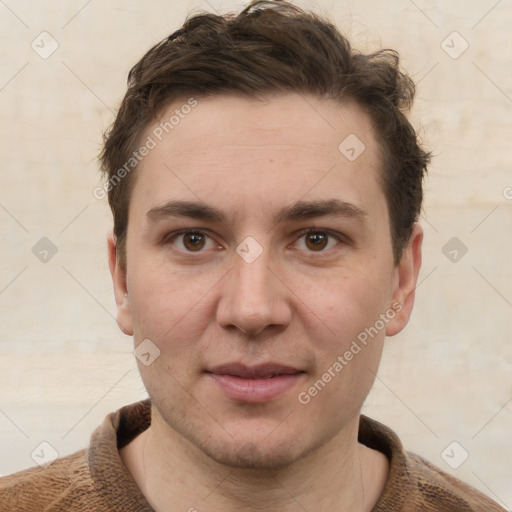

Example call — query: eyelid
[295,227,350,246]
[165,229,220,252]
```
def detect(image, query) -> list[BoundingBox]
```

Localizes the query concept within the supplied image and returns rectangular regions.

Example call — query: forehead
[130,93,386,226]
[148,93,378,158]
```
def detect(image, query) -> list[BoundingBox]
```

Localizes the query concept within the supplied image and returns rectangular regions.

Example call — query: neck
[120,407,388,512]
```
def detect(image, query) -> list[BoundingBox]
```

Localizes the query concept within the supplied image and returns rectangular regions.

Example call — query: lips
[206,362,304,379]
[205,362,306,403]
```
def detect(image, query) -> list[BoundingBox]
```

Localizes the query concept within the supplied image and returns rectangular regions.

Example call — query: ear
[385,223,423,337]
[107,231,133,335]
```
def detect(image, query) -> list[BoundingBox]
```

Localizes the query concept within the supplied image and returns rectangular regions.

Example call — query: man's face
[109,93,420,468]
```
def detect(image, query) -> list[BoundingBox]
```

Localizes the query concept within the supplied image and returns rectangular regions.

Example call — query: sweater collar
[88,399,410,511]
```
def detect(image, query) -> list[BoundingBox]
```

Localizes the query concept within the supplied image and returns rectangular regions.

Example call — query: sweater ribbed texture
[0,400,506,511]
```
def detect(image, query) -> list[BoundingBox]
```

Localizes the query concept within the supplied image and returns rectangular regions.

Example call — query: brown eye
[305,232,328,251]
[295,230,340,253]
[183,232,206,251]
[170,231,216,252]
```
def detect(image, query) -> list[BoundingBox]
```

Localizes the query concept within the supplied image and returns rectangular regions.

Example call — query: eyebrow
[274,198,367,224]
[146,200,225,223]
[145,198,368,226]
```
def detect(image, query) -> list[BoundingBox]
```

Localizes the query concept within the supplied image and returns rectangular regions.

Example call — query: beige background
[1,0,511,508]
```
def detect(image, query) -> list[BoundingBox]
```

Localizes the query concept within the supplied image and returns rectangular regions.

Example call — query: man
[0,1,506,510]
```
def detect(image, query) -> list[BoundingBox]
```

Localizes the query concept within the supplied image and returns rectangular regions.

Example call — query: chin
[172,409,310,469]
[148,388,331,471]
[199,437,302,470]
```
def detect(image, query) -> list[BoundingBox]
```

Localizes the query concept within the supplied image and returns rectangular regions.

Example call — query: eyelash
[165,228,346,256]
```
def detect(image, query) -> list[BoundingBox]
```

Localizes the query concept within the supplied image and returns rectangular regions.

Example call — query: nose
[216,250,291,337]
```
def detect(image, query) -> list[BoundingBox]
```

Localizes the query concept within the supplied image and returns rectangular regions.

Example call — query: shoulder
[0,448,96,512]
[358,415,506,512]
[0,400,153,512]
[403,451,506,512]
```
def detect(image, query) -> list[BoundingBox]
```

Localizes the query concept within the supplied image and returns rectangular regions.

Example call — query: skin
[108,93,423,511]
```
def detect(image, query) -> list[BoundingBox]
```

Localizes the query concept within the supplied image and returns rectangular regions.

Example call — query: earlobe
[107,231,134,336]
[385,223,423,337]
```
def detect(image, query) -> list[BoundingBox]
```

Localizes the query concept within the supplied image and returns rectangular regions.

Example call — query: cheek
[313,266,391,371]
[298,269,390,386]
[304,267,392,344]
[296,273,388,421]
[126,260,226,393]
[126,254,217,340]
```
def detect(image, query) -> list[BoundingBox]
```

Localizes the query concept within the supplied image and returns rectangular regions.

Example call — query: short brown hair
[100,0,430,269]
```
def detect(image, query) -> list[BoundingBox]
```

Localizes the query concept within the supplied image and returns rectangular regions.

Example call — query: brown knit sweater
[0,400,506,511]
